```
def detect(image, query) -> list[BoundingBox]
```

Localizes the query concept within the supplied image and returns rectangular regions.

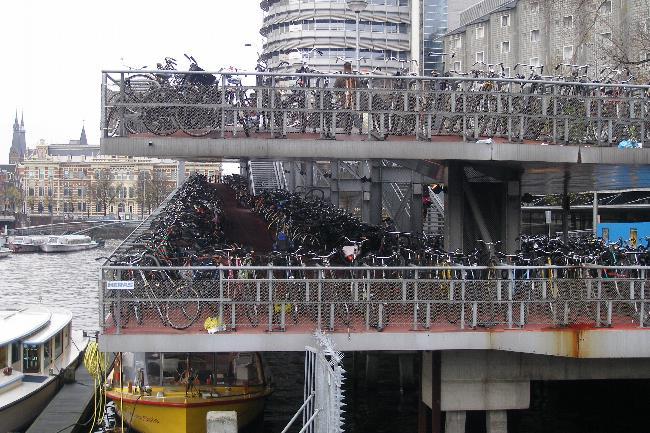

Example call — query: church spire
[13,110,19,131]
[80,122,88,145]
[20,111,24,129]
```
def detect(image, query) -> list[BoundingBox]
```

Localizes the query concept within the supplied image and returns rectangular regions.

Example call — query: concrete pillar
[330,160,340,208]
[592,192,598,235]
[504,181,521,253]
[486,410,507,433]
[398,353,415,392]
[445,163,521,253]
[305,161,314,188]
[411,183,423,233]
[420,351,442,433]
[284,161,295,192]
[444,163,464,251]
[369,160,382,226]
[239,159,248,177]
[176,160,186,187]
[365,352,379,387]
[444,411,466,433]
[207,411,237,433]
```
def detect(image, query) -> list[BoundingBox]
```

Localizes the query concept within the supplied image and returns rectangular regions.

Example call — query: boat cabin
[0,309,73,379]
[117,352,266,388]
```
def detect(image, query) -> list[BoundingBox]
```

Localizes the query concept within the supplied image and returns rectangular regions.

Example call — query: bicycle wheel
[141,87,179,136]
[106,92,141,136]
[166,284,201,330]
[177,85,213,137]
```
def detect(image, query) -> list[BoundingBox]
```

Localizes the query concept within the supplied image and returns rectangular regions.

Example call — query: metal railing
[100,264,650,334]
[101,70,650,146]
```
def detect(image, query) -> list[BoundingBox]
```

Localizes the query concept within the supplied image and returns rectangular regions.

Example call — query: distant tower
[80,122,88,145]
[9,111,26,164]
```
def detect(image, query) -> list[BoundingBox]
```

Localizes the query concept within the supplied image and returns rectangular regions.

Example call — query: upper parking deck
[100,70,650,192]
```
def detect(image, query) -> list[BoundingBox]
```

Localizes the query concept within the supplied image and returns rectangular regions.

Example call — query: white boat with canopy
[40,235,100,253]
[0,307,88,433]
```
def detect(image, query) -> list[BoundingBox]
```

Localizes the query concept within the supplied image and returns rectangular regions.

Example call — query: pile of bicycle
[101,174,650,331]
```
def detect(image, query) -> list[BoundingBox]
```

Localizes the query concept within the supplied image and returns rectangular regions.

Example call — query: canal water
[1,243,649,433]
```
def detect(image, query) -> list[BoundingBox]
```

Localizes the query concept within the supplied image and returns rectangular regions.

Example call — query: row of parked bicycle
[104,55,650,144]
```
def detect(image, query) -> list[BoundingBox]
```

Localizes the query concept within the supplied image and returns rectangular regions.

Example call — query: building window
[600,32,612,41]
[28,187,34,196]
[454,36,462,49]
[530,57,540,67]
[599,0,612,13]
[476,52,485,63]
[501,41,510,53]
[501,14,510,27]
[563,45,574,61]
[453,61,462,71]
[503,67,511,77]
[77,188,82,197]
[563,16,573,28]
[531,29,540,43]
[39,187,44,197]
[530,1,539,13]
[476,24,484,39]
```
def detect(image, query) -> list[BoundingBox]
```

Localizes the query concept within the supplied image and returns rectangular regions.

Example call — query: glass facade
[421,0,448,76]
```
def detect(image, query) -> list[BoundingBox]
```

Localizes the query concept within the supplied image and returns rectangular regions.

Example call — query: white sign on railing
[106,281,134,290]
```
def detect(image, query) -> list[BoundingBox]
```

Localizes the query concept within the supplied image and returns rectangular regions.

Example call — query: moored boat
[0,247,10,258]
[105,352,272,433]
[6,236,49,253]
[0,307,88,433]
[40,235,100,253]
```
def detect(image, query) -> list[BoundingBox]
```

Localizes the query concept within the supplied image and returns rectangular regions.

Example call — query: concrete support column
[362,160,382,225]
[486,410,507,433]
[284,161,294,192]
[592,192,598,235]
[398,353,415,392]
[239,159,248,177]
[305,161,314,188]
[444,411,466,433]
[504,181,521,253]
[411,183,423,233]
[365,352,379,388]
[420,351,442,433]
[176,160,186,187]
[330,160,340,208]
[444,163,464,251]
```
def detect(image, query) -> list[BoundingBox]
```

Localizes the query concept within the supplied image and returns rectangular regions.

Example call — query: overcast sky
[0,1,265,164]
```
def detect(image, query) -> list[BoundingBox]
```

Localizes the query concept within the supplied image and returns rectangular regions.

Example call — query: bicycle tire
[166,284,201,330]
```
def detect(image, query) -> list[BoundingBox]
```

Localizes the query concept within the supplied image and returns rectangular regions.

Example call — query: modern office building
[259,0,412,74]
[443,0,650,79]
[416,0,476,76]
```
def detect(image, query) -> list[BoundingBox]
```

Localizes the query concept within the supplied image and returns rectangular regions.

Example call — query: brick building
[443,0,650,79]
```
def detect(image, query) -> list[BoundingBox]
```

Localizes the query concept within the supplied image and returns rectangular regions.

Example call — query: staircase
[423,188,444,236]
[249,161,285,195]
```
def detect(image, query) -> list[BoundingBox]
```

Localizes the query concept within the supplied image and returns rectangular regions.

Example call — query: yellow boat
[105,352,272,433]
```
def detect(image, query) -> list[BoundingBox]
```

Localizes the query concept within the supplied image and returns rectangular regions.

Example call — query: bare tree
[91,169,118,216]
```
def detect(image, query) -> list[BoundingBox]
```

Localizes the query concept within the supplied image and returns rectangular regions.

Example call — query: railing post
[507,269,514,328]
[268,269,274,332]
[413,269,419,330]
[219,270,224,322]
[596,279,602,327]
[317,269,323,330]
[220,74,227,139]
[101,73,108,138]
[116,288,122,335]
[118,72,126,137]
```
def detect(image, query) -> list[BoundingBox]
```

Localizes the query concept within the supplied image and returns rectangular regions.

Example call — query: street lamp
[346,0,368,72]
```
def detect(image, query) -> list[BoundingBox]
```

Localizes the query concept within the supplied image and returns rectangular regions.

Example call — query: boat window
[213,353,263,386]
[145,352,162,386]
[23,344,41,373]
[11,342,20,365]
[190,353,215,385]
[232,353,263,386]
[55,331,63,359]
[162,353,189,385]
[43,340,51,369]
[63,324,70,348]
[0,346,7,367]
